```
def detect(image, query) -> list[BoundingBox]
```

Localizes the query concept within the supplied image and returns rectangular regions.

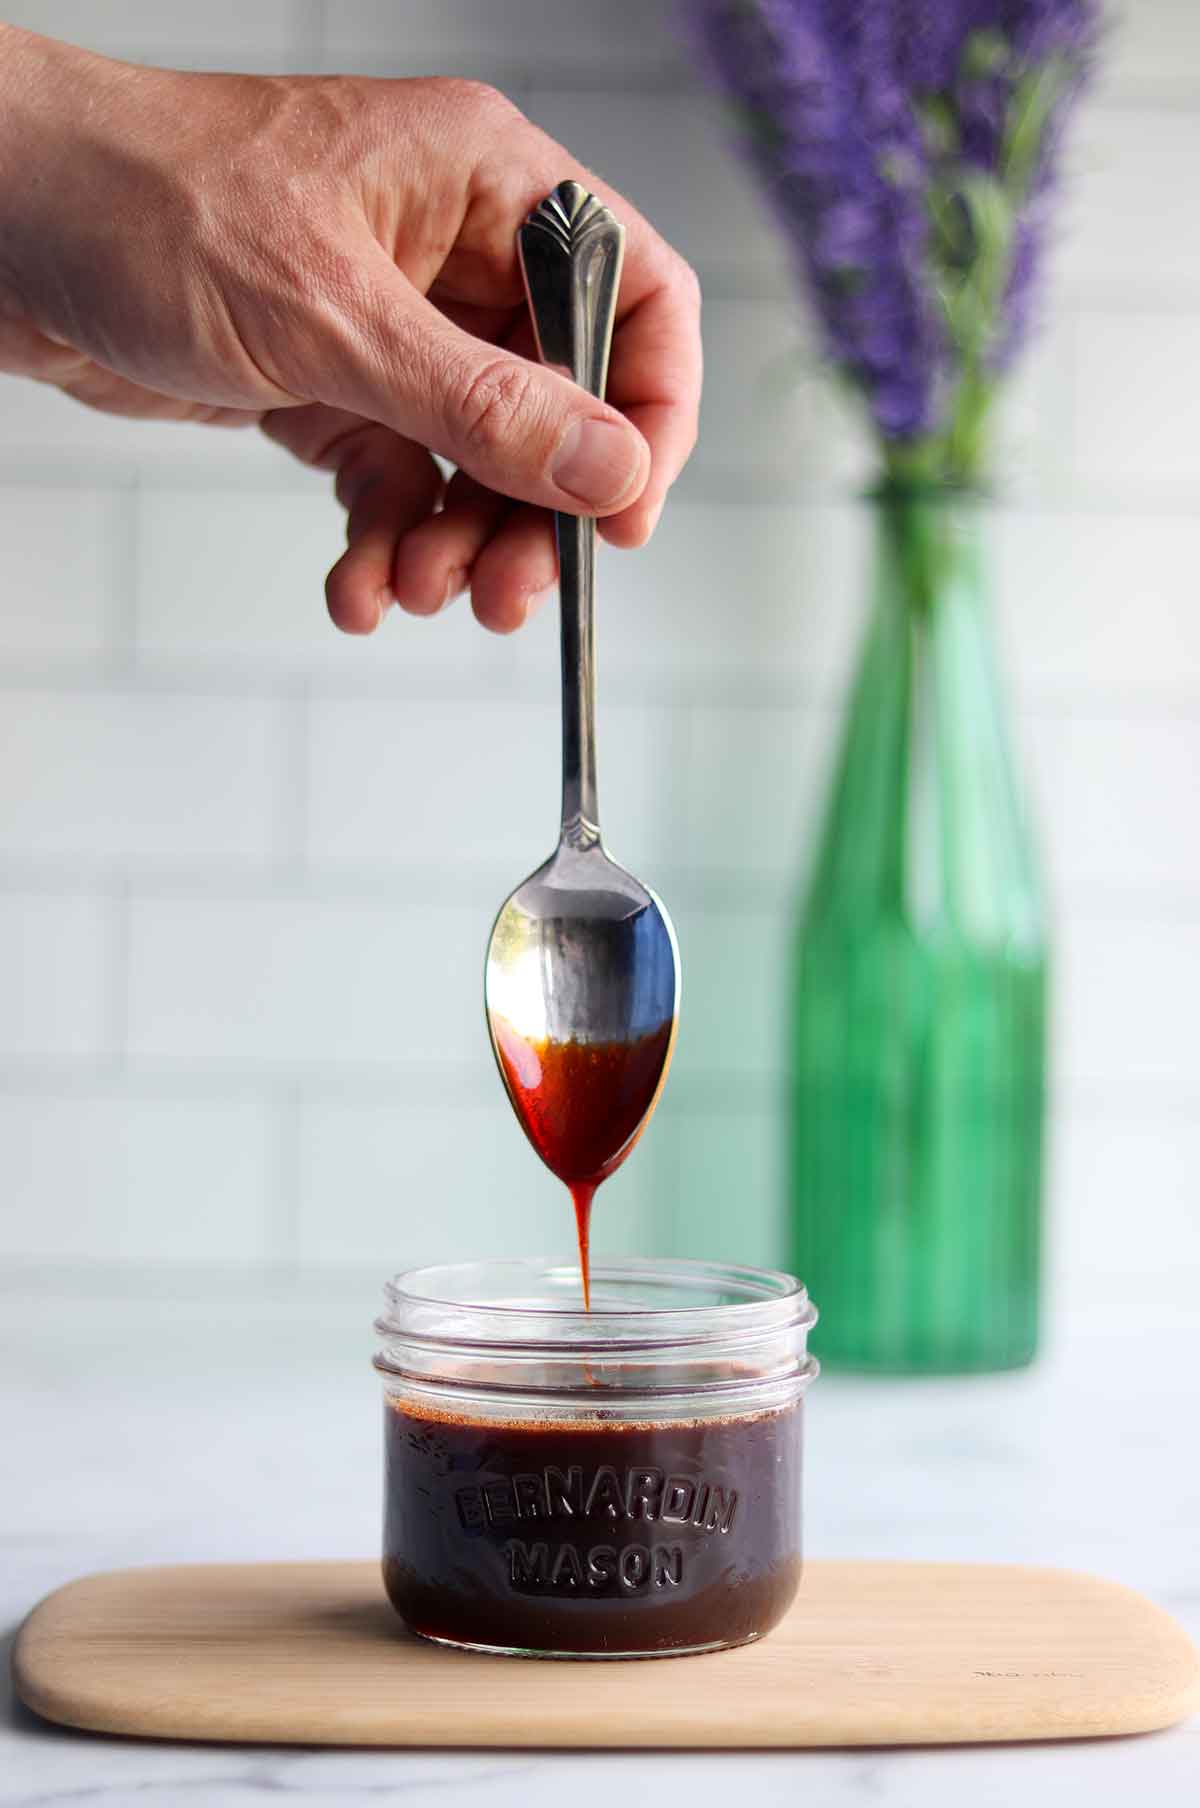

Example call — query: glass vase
[789,488,1047,1373]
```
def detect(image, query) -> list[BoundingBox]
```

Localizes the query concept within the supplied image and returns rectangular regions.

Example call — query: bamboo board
[14,1559,1200,1749]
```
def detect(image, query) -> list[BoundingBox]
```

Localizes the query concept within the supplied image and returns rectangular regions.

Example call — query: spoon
[484,181,680,1305]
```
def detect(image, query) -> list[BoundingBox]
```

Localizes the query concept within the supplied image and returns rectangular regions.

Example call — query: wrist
[0,26,133,324]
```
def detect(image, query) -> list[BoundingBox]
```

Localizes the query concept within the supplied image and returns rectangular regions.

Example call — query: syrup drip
[492,1016,674,1307]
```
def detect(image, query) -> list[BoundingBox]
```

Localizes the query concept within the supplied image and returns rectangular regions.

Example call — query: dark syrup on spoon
[491,1016,674,1306]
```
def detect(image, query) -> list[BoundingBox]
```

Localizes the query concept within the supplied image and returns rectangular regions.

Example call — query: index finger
[601,231,703,547]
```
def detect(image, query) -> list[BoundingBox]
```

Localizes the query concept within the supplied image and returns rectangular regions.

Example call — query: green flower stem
[877,42,1075,488]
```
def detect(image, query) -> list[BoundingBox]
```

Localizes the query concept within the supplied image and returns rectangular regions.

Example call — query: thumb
[310,246,651,515]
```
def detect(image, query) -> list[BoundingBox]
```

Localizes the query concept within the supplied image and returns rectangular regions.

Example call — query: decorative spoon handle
[518,182,625,849]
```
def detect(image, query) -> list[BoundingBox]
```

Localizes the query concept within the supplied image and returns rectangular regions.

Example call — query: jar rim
[377,1256,815,1348]
[374,1258,818,1415]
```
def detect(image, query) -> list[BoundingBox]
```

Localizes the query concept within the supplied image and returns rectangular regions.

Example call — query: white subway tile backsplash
[597,697,690,882]
[593,1133,673,1261]
[695,299,873,487]
[522,88,790,287]
[368,593,531,680]
[1070,311,1200,490]
[646,1100,1200,1298]
[0,1090,274,1262]
[127,894,487,1066]
[1049,1110,1200,1319]
[296,1093,648,1269]
[0,0,1197,1319]
[0,489,119,657]
[596,501,868,694]
[683,702,837,886]
[630,498,1200,720]
[666,896,1200,1107]
[995,509,1200,695]
[0,690,285,863]
[318,0,682,80]
[135,485,522,679]
[1068,107,1200,293]
[658,1101,1200,1321]
[992,311,1076,491]
[0,377,297,475]
[306,697,560,871]
[136,488,346,664]
[0,892,110,1056]
[2,1,300,58]
[659,1102,787,1272]
[1058,916,1200,1099]
[1100,0,1200,103]
[306,693,685,881]
[1027,713,1200,898]
[670,903,786,1085]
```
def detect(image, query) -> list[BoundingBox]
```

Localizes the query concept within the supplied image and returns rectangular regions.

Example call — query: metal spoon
[484,182,680,1281]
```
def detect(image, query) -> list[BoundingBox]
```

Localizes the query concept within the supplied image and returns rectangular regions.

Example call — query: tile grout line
[290,0,326,67]
[0,1053,1195,1124]
[5,447,1200,510]
[3,656,1200,720]
[2,859,1200,919]
[33,22,1199,111]
[270,1084,305,1271]
[106,476,141,679]
[274,680,312,880]
[102,876,132,1075]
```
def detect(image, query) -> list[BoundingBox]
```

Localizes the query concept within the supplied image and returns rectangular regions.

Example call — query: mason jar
[374,1257,819,1659]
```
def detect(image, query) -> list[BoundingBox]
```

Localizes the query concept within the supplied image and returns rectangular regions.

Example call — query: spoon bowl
[485,839,679,1142]
[485,838,679,1305]
[487,842,678,1048]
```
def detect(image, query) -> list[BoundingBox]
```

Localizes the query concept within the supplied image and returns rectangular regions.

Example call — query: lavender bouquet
[684,1,1098,486]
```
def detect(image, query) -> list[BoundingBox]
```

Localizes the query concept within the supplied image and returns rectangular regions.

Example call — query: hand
[0,27,701,633]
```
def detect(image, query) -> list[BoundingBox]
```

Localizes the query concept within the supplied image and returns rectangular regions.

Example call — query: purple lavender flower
[683,1,1098,470]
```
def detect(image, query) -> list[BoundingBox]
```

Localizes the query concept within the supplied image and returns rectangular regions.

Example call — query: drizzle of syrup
[491,1016,674,1307]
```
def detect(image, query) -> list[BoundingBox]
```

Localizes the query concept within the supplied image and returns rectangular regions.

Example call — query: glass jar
[374,1257,818,1659]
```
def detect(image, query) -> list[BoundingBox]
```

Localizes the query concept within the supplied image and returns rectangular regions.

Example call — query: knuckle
[675,409,700,466]
[429,76,517,122]
[303,235,369,317]
[674,255,703,315]
[454,356,542,460]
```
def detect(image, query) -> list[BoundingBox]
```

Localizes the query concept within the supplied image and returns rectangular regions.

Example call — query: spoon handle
[518,183,625,848]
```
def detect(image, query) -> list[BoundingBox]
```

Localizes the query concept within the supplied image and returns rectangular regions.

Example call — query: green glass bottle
[790,488,1046,1372]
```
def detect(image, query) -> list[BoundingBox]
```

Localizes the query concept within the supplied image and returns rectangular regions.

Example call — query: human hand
[0,27,701,633]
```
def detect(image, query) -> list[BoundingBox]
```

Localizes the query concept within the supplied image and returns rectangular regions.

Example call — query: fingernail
[443,567,468,606]
[375,587,391,627]
[552,419,644,508]
[644,500,664,537]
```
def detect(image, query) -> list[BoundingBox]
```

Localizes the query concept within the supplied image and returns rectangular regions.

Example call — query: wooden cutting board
[14,1559,1199,1749]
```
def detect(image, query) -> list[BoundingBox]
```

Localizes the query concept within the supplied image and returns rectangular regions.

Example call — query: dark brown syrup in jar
[382,1391,803,1656]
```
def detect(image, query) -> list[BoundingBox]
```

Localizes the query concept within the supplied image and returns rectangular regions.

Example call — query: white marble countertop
[3,1291,1198,1806]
